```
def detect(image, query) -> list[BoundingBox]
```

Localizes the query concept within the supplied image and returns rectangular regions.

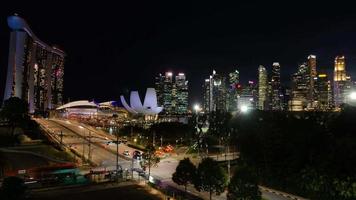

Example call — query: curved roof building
[120,88,163,115]
[3,15,65,114]
[56,100,98,110]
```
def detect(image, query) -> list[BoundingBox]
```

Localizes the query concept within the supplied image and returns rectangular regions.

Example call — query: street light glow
[349,91,356,100]
[240,105,249,113]
[193,104,201,112]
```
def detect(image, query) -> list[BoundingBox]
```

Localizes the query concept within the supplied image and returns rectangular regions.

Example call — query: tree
[0,97,29,138]
[227,164,261,200]
[140,144,160,181]
[172,157,196,192]
[0,176,27,200]
[194,157,227,200]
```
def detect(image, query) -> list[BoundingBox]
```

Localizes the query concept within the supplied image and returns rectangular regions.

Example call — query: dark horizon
[1,1,356,107]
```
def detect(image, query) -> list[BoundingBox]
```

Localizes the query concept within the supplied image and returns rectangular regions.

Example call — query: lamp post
[193,104,201,157]
[116,130,120,182]
[88,130,91,162]
[79,126,85,165]
[227,129,231,182]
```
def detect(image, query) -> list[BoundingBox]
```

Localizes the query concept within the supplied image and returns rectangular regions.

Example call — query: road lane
[36,118,304,200]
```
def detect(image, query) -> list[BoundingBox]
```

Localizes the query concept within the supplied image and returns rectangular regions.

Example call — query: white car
[123,150,130,157]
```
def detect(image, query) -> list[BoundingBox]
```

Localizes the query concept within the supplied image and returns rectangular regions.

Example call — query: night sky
[1,1,356,106]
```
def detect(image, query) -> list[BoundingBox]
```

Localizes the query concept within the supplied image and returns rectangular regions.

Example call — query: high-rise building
[175,73,189,114]
[333,56,351,108]
[227,70,239,112]
[203,70,227,113]
[307,55,317,109]
[307,55,317,99]
[3,15,65,114]
[316,73,333,111]
[155,72,188,115]
[271,62,283,110]
[289,63,309,111]
[258,65,268,110]
[203,78,211,113]
[237,81,257,110]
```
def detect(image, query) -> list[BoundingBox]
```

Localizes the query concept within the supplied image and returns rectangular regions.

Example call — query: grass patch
[22,145,76,162]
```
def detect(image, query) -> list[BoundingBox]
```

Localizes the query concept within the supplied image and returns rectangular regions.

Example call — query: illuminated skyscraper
[290,63,309,111]
[175,73,189,114]
[155,72,173,114]
[203,70,227,113]
[155,72,188,115]
[271,62,283,110]
[227,70,239,112]
[3,15,65,114]
[203,78,211,113]
[316,73,332,111]
[237,81,257,110]
[333,56,351,108]
[258,65,268,110]
[307,55,317,106]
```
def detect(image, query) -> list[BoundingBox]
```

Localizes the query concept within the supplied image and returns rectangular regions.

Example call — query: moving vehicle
[123,150,130,157]
[133,150,142,160]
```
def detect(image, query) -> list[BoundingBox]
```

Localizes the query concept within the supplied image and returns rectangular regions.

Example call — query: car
[123,150,130,157]
[133,150,142,160]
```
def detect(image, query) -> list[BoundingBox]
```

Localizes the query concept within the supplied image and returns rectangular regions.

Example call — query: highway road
[36,118,306,200]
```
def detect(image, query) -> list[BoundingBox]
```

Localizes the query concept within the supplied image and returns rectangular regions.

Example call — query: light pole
[193,104,201,157]
[114,128,123,182]
[79,126,85,164]
[88,130,91,162]
[227,129,231,182]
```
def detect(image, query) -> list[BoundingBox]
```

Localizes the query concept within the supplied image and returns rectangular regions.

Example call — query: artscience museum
[120,88,163,115]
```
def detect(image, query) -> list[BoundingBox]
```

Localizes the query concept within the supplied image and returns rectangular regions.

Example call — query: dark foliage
[230,108,356,200]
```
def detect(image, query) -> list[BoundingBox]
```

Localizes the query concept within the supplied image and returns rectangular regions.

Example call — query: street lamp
[349,91,356,101]
[240,105,249,113]
[193,103,202,158]
[79,126,85,164]
[193,104,201,114]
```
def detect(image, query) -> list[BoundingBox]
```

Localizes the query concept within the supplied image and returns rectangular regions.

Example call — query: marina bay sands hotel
[3,15,65,114]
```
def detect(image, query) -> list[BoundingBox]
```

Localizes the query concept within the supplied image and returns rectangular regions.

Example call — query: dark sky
[1,1,356,106]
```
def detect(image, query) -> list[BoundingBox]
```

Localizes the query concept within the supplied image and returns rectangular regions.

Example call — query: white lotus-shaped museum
[120,88,163,115]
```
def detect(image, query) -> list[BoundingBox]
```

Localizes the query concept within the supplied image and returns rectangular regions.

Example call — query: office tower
[203,70,227,113]
[227,70,239,112]
[175,73,189,114]
[289,63,309,111]
[282,87,291,110]
[316,73,332,111]
[237,81,257,110]
[211,70,227,112]
[155,72,189,115]
[3,15,65,114]
[307,55,317,102]
[203,78,211,113]
[163,72,174,114]
[155,73,165,107]
[258,65,268,110]
[333,56,351,108]
[271,62,283,110]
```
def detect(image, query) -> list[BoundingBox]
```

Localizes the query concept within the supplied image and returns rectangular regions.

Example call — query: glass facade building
[155,72,188,115]
[3,15,65,114]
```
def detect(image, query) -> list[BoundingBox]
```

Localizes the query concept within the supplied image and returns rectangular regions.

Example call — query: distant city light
[349,91,356,100]
[193,104,201,112]
[167,72,173,76]
[240,105,249,113]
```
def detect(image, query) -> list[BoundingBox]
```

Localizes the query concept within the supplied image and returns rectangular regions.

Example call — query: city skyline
[1,2,356,106]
